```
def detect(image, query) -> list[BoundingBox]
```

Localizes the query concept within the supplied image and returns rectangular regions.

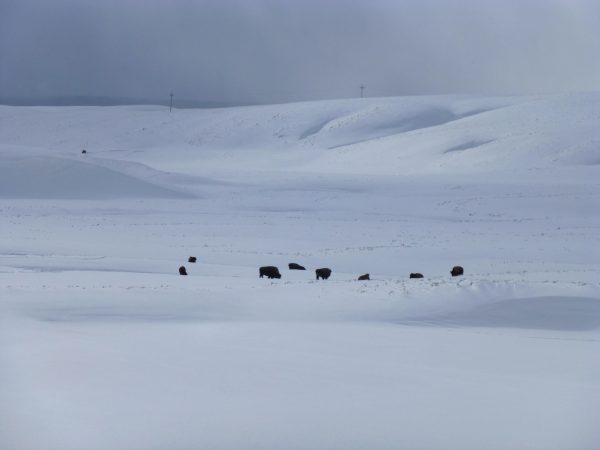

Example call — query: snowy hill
[1,93,600,195]
[1,94,599,450]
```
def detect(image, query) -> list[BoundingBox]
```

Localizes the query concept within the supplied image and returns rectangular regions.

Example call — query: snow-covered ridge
[1,93,600,198]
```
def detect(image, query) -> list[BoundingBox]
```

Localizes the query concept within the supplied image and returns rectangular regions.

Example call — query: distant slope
[0,151,188,199]
[1,93,600,197]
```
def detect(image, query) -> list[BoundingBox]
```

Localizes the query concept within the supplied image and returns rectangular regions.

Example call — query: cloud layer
[1,0,599,103]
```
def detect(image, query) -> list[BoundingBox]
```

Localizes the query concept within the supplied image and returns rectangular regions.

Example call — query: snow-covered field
[1,94,599,449]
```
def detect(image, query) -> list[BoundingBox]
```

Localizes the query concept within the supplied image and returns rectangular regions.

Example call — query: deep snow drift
[1,94,599,450]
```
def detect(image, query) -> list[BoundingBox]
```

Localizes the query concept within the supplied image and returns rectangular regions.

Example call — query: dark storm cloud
[1,0,600,104]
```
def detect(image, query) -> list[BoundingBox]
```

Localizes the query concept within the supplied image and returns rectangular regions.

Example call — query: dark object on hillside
[451,266,464,277]
[358,273,370,281]
[410,273,424,279]
[188,256,197,263]
[81,149,87,154]
[259,266,281,279]
[288,263,306,270]
[315,268,332,280]
[179,266,188,276]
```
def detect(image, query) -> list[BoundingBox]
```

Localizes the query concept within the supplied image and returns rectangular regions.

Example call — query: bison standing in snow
[410,273,424,279]
[259,266,281,279]
[288,263,306,270]
[315,268,332,280]
[358,273,370,281]
[179,266,188,276]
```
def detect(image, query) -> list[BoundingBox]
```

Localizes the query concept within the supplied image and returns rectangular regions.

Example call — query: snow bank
[2,289,599,450]
[0,148,189,199]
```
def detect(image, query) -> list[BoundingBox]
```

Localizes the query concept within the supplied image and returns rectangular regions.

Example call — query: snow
[1,94,599,449]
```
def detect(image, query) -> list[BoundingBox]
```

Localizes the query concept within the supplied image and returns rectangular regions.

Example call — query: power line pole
[169,91,174,112]
[360,84,365,98]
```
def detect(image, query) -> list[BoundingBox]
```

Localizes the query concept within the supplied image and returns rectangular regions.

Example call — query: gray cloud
[1,0,600,104]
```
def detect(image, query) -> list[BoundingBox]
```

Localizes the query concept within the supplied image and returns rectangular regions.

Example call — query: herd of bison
[179,257,464,280]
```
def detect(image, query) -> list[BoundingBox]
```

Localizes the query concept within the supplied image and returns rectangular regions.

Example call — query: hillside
[1,93,600,196]
[1,94,599,450]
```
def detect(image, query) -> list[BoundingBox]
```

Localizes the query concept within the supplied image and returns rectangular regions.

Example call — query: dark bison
[288,263,306,270]
[358,273,370,281]
[410,273,424,279]
[179,266,188,276]
[259,266,281,279]
[450,266,464,277]
[81,149,87,154]
[188,256,197,263]
[315,268,332,280]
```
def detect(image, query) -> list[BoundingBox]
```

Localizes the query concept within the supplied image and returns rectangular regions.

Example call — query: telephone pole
[169,92,174,112]
[360,84,365,98]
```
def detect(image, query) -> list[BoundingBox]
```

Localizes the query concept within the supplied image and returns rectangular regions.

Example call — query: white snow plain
[1,94,599,450]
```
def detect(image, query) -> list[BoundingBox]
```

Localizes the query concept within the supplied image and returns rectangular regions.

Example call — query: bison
[179,266,188,276]
[358,273,370,281]
[288,263,306,270]
[315,268,332,280]
[188,256,197,263]
[410,273,424,279]
[450,266,464,277]
[259,266,281,279]
[81,149,87,154]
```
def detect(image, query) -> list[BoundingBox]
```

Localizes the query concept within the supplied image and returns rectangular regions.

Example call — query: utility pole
[360,84,365,98]
[169,91,174,112]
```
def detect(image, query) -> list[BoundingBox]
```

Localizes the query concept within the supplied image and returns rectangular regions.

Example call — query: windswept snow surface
[1,94,599,450]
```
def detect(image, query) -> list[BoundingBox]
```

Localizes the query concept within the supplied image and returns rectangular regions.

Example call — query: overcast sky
[1,0,600,104]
